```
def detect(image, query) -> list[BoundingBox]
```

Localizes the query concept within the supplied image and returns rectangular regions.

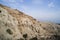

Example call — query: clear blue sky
[0,0,60,23]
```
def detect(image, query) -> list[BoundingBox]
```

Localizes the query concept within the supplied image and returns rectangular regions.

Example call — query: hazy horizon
[0,0,60,23]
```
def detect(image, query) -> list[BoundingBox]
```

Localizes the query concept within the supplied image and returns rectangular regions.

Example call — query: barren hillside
[0,4,60,40]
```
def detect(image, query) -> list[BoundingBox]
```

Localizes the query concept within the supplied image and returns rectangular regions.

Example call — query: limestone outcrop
[0,4,60,40]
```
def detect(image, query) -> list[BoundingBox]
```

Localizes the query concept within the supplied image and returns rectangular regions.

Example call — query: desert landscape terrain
[0,4,60,40]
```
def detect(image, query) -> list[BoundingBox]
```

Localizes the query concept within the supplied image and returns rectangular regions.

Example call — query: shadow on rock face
[45,35,60,40]
[0,10,1,13]
[31,35,60,40]
[53,35,60,40]
[29,37,38,40]
[23,34,27,38]
[6,29,13,35]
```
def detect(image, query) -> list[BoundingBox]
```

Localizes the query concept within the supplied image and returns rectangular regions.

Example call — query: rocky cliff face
[0,4,60,40]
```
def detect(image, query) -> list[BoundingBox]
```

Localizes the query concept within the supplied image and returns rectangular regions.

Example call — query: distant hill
[57,23,60,25]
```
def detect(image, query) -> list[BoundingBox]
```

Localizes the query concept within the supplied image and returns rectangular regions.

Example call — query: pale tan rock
[0,4,60,40]
[0,6,23,40]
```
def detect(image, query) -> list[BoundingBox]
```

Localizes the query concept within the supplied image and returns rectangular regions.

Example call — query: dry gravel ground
[0,4,60,40]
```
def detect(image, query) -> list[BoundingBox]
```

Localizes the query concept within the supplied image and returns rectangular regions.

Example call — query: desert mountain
[0,4,60,40]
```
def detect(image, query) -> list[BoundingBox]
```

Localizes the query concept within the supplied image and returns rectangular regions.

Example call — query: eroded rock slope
[0,4,60,40]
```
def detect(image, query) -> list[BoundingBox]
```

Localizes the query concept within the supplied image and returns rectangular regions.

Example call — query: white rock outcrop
[0,4,60,40]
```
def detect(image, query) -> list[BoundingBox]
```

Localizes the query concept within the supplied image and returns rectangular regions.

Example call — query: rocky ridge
[0,4,60,40]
